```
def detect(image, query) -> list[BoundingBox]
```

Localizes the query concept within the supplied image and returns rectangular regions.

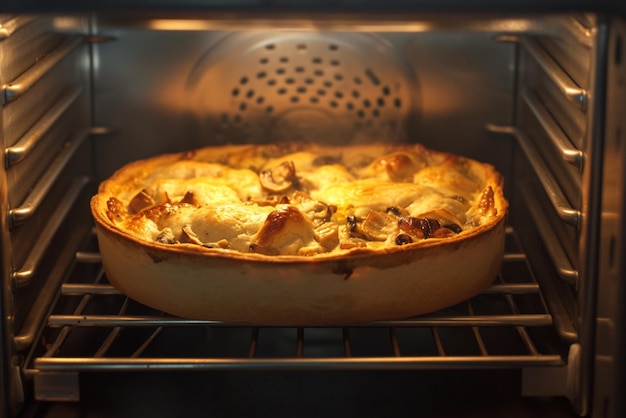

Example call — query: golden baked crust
[95,143,503,257]
[91,143,508,325]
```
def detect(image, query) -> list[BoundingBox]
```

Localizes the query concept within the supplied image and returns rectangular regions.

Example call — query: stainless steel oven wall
[0,15,92,418]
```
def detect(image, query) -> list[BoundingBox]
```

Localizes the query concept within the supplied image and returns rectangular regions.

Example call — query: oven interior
[1,11,624,418]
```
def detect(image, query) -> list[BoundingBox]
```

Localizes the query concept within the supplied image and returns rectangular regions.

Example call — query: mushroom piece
[314,222,339,250]
[179,190,199,206]
[259,161,298,193]
[291,192,335,226]
[416,209,464,234]
[346,211,398,241]
[128,190,156,215]
[395,233,413,245]
[181,224,205,246]
[360,210,397,241]
[386,206,410,217]
[346,215,366,239]
[398,216,441,239]
[155,228,178,244]
[339,237,367,250]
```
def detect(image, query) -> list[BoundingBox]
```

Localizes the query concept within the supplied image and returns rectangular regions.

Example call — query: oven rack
[25,227,570,400]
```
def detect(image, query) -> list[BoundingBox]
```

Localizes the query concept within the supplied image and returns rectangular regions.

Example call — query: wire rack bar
[94,299,129,357]
[296,328,304,357]
[46,314,554,328]
[432,328,446,356]
[34,355,565,372]
[389,327,401,357]
[59,282,542,296]
[342,328,352,357]
[249,327,259,358]
[503,291,541,356]
[131,327,163,358]
[466,300,489,356]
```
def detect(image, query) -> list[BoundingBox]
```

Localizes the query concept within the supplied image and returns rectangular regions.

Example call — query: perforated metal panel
[186,32,416,144]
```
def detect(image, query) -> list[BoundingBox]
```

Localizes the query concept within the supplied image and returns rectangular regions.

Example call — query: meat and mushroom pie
[91,143,508,325]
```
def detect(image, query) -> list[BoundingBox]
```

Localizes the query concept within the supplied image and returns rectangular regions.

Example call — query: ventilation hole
[363,99,371,108]
[382,86,391,96]
[267,79,277,86]
[276,68,286,75]
[231,88,240,97]
[357,110,365,118]
[305,78,314,85]
[330,100,338,108]
[239,102,247,111]
[394,98,402,108]
[279,56,289,63]
[323,81,333,88]
[365,69,381,85]
[240,76,249,85]
[377,97,385,107]
[256,96,265,104]
[297,87,307,94]
[330,59,340,66]
[354,77,362,85]
[352,90,360,98]
[310,97,319,104]
[317,89,326,96]
[346,102,354,110]
[259,57,269,64]
[266,106,274,113]
[257,71,267,79]
[295,66,305,73]
[277,88,287,95]
[297,44,307,50]
[329,44,339,51]
[334,74,344,81]
[246,90,255,98]
[335,91,344,99]
[234,114,242,123]
[312,57,322,64]
[286,78,295,84]
[372,109,380,117]
[314,69,324,77]
[265,44,275,50]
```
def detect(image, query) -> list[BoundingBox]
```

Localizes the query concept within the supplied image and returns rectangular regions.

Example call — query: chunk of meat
[251,205,317,255]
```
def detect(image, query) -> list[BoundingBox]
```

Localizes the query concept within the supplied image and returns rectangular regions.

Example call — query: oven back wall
[92,25,516,187]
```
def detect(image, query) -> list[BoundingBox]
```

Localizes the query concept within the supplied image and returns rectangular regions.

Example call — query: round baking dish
[90,144,508,325]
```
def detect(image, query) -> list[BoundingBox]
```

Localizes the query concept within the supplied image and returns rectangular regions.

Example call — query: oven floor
[23,370,578,418]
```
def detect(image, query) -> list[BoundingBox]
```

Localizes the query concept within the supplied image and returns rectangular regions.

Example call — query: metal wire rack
[25,226,569,400]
